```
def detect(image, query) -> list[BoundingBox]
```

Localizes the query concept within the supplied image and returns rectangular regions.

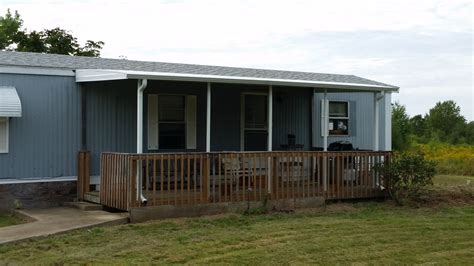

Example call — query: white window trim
[0,117,9,153]
[328,101,350,136]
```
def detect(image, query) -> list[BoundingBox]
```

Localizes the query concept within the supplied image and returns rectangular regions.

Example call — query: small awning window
[0,86,22,117]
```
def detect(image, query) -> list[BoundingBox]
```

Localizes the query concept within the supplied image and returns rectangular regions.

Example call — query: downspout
[374,91,385,151]
[377,91,385,101]
[137,79,148,204]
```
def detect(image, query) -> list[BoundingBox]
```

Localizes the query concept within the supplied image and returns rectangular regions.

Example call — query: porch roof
[75,69,398,92]
[0,51,399,92]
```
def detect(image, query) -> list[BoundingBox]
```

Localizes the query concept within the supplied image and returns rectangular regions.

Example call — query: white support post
[267,85,273,194]
[384,92,392,151]
[267,85,273,151]
[206,82,211,152]
[323,89,328,151]
[322,89,328,192]
[374,92,381,151]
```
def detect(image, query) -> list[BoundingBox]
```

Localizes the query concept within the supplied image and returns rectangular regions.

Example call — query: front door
[242,94,268,151]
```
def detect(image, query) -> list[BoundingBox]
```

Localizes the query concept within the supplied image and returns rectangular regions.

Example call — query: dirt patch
[405,185,474,208]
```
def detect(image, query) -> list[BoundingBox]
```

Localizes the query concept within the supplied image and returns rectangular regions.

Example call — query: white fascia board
[75,69,128,82]
[75,69,399,92]
[0,176,77,184]
[0,65,74,76]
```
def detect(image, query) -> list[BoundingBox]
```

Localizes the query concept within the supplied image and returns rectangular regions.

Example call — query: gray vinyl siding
[313,92,388,150]
[211,84,312,151]
[272,87,312,150]
[210,84,244,151]
[0,73,80,179]
[83,80,138,175]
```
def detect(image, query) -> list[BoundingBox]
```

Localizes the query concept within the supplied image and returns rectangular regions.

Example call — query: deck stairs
[83,191,101,204]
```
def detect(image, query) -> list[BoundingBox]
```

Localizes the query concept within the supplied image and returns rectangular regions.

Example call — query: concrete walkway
[0,207,128,245]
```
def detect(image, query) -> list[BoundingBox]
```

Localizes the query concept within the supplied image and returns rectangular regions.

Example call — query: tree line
[392,100,474,150]
[0,9,103,57]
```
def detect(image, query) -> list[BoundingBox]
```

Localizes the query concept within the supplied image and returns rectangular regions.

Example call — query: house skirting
[0,181,76,210]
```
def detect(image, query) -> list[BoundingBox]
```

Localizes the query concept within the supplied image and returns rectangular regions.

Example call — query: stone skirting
[0,181,76,210]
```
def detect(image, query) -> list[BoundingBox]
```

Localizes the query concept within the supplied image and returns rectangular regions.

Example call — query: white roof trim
[0,65,75,76]
[75,69,399,92]
[0,86,22,117]
[0,176,77,184]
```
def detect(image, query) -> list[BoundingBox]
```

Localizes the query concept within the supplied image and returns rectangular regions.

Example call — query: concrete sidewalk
[0,207,128,245]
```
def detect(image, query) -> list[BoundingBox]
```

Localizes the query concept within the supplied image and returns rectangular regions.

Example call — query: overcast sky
[3,0,473,120]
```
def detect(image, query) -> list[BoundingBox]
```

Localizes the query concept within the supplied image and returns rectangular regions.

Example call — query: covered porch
[75,69,396,211]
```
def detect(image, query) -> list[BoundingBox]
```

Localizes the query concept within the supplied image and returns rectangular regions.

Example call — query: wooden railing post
[130,157,138,209]
[267,154,272,196]
[322,152,328,198]
[77,150,90,200]
[202,154,210,203]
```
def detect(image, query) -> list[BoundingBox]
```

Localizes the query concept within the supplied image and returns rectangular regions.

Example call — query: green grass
[433,175,474,187]
[0,213,23,228]
[0,175,473,264]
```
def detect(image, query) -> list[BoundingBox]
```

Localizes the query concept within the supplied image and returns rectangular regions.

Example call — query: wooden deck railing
[100,151,391,211]
[77,150,91,200]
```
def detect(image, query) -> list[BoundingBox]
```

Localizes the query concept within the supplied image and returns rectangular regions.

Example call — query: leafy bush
[380,152,436,204]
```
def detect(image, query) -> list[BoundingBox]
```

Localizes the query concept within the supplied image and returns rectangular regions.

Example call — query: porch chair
[221,157,254,193]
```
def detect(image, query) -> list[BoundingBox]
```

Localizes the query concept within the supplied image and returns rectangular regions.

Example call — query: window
[244,94,267,129]
[0,117,8,153]
[243,94,268,151]
[148,94,197,151]
[158,95,186,149]
[329,101,349,135]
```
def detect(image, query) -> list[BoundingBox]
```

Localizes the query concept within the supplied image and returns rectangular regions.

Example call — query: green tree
[0,9,22,49]
[466,122,474,145]
[425,101,466,144]
[43,28,79,55]
[0,9,104,57]
[392,102,411,150]
[75,40,105,57]
[16,30,46,52]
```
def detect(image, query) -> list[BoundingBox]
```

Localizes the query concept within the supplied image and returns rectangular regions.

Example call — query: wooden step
[83,191,100,204]
[65,201,103,211]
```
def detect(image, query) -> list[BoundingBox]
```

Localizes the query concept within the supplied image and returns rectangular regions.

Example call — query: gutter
[137,79,148,205]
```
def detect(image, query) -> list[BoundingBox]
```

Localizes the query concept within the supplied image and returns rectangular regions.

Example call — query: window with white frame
[148,93,197,151]
[158,95,186,149]
[0,117,8,153]
[328,101,349,135]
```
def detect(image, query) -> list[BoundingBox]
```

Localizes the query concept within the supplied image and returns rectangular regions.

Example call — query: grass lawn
[0,213,23,228]
[0,175,473,264]
[433,175,474,187]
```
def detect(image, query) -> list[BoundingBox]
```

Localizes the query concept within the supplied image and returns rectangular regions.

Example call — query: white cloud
[2,0,473,120]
